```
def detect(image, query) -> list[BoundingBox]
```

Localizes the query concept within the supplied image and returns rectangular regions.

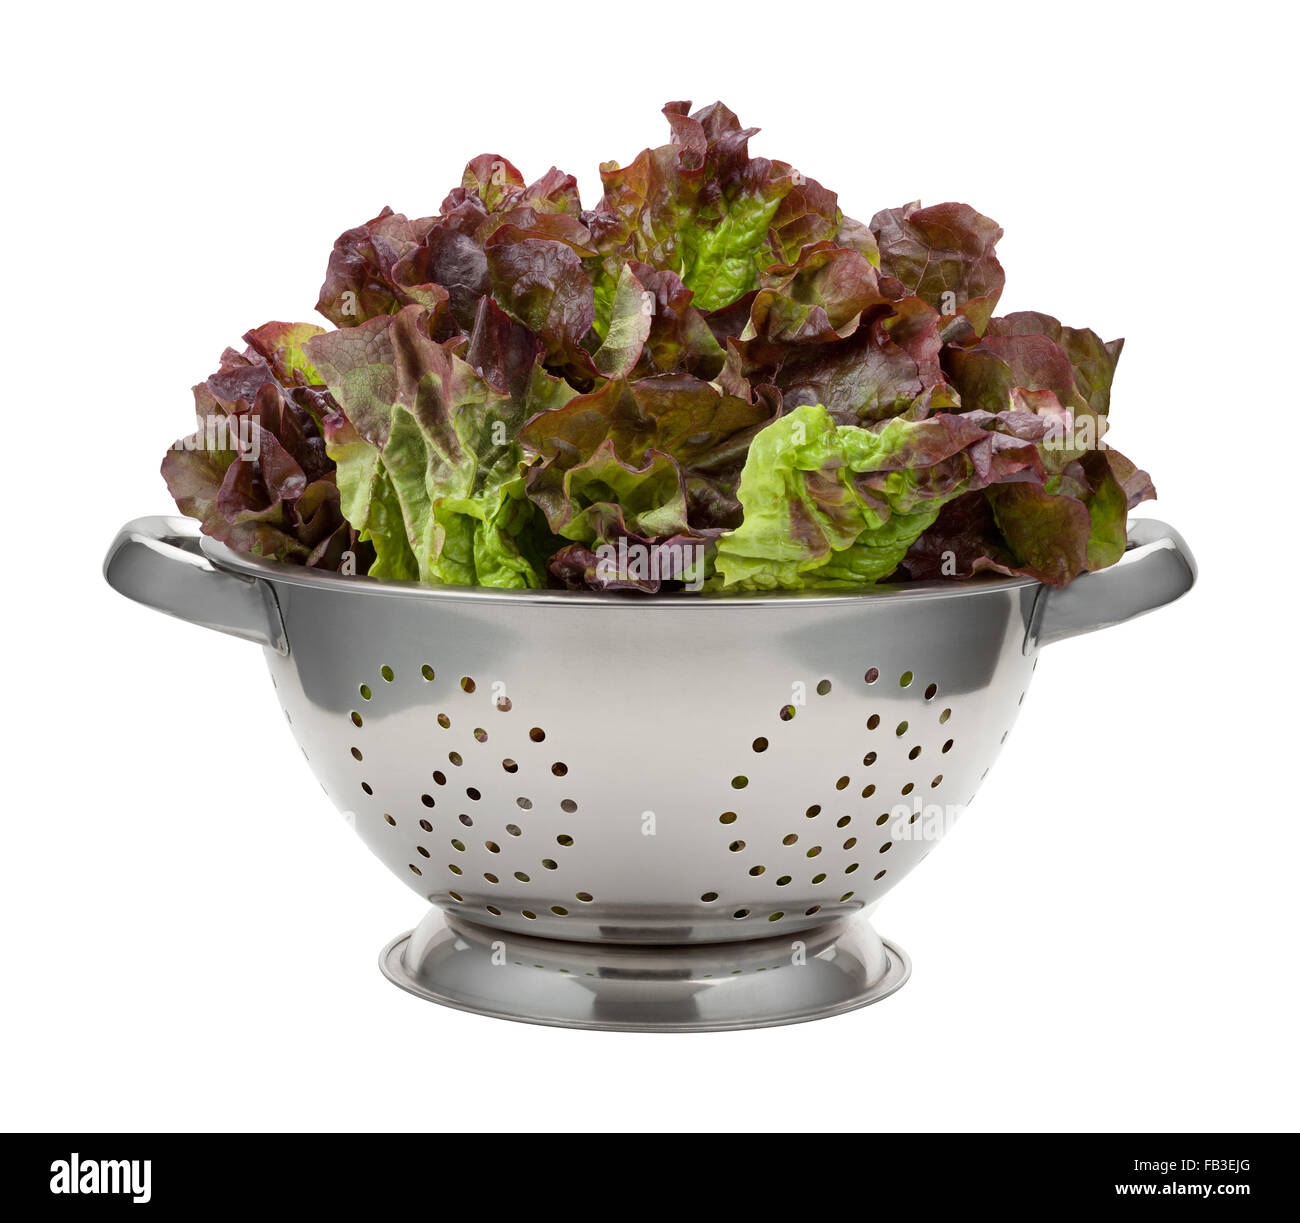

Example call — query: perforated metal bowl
[105,515,1195,1030]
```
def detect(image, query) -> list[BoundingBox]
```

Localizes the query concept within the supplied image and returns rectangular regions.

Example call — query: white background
[3,1,1297,1132]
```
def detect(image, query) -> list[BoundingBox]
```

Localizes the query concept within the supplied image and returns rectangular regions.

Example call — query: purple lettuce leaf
[162,328,369,570]
[870,202,1005,334]
[626,260,725,379]
[483,220,599,379]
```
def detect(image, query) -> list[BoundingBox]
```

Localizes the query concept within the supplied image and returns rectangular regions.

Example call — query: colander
[104,514,1195,1030]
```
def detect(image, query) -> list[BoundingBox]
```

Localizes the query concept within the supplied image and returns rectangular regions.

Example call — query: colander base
[378,909,910,1032]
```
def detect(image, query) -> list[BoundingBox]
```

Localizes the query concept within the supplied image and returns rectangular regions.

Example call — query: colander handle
[1030,517,1197,648]
[103,516,288,654]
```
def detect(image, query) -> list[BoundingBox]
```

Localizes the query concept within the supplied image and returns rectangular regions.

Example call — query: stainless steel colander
[104,515,1195,1030]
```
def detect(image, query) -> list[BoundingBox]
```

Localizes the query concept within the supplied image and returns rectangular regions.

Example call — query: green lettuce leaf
[586,101,796,311]
[306,305,549,586]
[714,403,1039,589]
[592,262,654,378]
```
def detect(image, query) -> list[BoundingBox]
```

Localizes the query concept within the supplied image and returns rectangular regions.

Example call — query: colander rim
[201,537,1041,607]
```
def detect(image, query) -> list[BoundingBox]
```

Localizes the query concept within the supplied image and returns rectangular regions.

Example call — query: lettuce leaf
[161,325,369,571]
[714,404,1041,589]
[306,306,549,586]
[585,101,797,311]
